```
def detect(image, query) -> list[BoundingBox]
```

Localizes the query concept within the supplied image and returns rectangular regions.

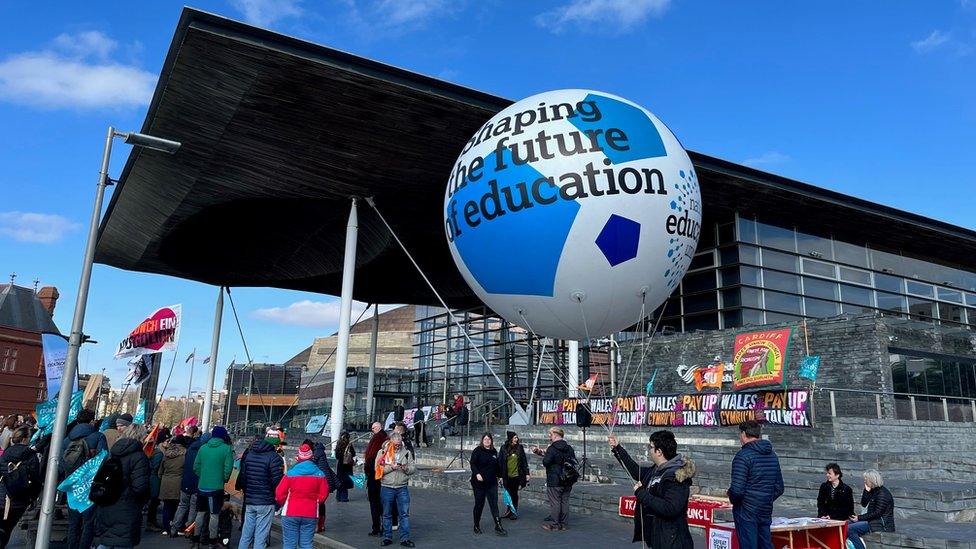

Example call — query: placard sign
[619,495,637,518]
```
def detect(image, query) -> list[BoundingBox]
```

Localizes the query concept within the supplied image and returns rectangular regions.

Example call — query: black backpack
[89,456,124,506]
[2,457,38,500]
[557,455,580,487]
[62,438,90,477]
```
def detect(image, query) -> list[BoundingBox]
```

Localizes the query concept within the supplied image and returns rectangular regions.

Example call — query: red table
[707,518,848,549]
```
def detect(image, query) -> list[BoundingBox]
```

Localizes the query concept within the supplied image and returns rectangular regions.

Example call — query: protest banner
[33,390,84,441]
[646,394,720,427]
[41,332,76,400]
[115,304,181,359]
[732,328,792,390]
[133,399,146,424]
[718,389,813,428]
[57,450,108,512]
[537,396,646,426]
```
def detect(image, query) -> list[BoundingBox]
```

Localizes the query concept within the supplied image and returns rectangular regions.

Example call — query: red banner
[731,328,792,390]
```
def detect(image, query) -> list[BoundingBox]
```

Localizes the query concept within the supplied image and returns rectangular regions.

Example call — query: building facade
[224,362,303,431]
[293,306,416,428]
[0,284,61,416]
[409,154,976,423]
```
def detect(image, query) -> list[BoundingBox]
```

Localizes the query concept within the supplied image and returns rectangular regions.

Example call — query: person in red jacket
[275,443,329,548]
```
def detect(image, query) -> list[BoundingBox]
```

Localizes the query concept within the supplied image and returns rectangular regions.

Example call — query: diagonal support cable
[365,197,525,416]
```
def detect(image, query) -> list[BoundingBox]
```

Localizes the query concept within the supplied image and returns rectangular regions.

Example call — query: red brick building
[0,284,61,416]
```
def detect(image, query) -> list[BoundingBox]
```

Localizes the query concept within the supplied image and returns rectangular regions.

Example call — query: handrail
[815,386,976,403]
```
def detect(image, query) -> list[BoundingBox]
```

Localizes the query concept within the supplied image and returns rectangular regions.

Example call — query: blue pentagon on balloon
[596,214,640,267]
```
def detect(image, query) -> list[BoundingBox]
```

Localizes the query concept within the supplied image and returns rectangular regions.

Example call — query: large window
[890,351,976,421]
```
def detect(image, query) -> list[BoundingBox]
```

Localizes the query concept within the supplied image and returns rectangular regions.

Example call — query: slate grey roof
[0,284,60,334]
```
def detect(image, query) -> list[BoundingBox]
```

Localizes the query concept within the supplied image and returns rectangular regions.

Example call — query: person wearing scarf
[363,422,390,536]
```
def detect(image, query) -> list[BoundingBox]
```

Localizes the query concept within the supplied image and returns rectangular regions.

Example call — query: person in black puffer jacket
[0,428,41,549]
[847,469,895,549]
[92,425,151,548]
[610,431,695,548]
[238,436,283,548]
[727,421,784,549]
[469,433,506,536]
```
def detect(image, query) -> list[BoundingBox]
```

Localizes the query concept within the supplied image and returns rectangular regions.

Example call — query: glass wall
[698,214,976,330]
[890,351,976,421]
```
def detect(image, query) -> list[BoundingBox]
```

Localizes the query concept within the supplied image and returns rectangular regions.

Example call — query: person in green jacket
[192,426,234,547]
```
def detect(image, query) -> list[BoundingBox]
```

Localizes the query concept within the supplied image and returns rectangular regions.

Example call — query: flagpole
[184,348,195,418]
[224,357,236,432]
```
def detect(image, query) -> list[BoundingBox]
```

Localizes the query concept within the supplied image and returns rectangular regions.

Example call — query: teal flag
[133,400,146,424]
[799,355,821,382]
[99,416,111,432]
[32,390,84,442]
[57,450,108,512]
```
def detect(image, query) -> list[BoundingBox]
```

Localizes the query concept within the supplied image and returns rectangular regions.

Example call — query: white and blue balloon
[444,89,701,340]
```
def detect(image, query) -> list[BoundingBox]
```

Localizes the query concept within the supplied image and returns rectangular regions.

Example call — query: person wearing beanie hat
[498,431,529,520]
[276,443,328,548]
[193,427,234,546]
[211,425,230,443]
[116,413,133,428]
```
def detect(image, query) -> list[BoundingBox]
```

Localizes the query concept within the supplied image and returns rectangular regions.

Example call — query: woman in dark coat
[158,437,187,536]
[333,431,355,502]
[469,433,506,536]
[847,469,895,549]
[0,428,41,549]
[496,431,529,520]
[93,425,151,548]
[817,463,854,521]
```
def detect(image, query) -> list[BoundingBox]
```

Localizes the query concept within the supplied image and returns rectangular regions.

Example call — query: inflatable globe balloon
[443,89,701,340]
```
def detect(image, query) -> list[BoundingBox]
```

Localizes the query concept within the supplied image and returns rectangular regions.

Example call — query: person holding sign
[609,432,695,548]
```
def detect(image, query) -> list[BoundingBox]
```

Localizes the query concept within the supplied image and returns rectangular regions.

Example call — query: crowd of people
[0,402,902,549]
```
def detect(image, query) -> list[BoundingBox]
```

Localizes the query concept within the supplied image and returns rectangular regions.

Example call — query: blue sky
[2,0,975,396]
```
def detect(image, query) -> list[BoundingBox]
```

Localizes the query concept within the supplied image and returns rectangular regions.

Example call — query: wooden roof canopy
[95,8,976,307]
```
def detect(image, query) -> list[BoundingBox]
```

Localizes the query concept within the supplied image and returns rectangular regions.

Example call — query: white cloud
[230,0,303,27]
[537,0,670,33]
[375,0,449,27]
[0,212,80,243]
[0,31,155,109]
[911,30,951,53]
[252,300,400,328]
[52,31,117,60]
[742,151,790,168]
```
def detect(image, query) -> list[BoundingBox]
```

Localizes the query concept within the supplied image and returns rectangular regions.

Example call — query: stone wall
[621,314,976,422]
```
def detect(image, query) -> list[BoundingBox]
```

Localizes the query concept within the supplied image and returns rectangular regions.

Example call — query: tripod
[579,426,590,481]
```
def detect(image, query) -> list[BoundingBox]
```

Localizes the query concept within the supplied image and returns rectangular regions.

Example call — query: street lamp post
[35,127,180,549]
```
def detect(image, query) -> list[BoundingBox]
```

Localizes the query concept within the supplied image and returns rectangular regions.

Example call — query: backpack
[2,458,38,500]
[557,455,580,487]
[62,438,90,477]
[89,456,125,506]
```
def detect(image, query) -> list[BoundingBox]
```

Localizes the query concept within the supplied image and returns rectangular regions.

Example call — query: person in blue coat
[727,421,784,549]
[238,437,284,549]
